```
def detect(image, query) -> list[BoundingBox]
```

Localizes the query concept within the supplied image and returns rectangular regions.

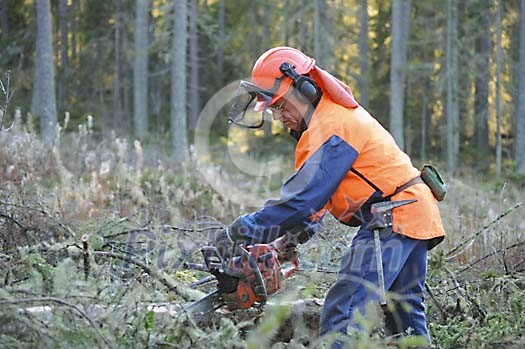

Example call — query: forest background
[0,0,525,348]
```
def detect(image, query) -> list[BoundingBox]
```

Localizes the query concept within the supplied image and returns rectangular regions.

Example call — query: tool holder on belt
[368,199,417,305]
[368,199,417,231]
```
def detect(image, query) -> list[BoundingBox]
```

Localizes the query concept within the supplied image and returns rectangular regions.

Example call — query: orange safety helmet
[227,47,318,128]
[251,47,316,111]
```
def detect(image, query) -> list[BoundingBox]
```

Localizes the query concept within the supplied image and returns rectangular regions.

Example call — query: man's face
[268,90,309,131]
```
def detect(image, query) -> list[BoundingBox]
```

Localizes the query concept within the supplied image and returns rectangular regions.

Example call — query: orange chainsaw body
[222,243,299,310]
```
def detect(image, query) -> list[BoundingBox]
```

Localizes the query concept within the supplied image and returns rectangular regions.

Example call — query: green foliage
[247,303,292,349]
[52,258,77,297]
[144,310,155,332]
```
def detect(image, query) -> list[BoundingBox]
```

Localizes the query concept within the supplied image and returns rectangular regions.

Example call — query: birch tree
[171,0,189,161]
[133,0,150,139]
[32,0,57,146]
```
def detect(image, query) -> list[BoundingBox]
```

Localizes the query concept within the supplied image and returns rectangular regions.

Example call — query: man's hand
[213,229,235,261]
[212,217,250,260]
[271,230,309,263]
[282,241,299,263]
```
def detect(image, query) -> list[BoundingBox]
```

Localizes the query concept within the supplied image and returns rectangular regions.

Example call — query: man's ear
[292,87,310,105]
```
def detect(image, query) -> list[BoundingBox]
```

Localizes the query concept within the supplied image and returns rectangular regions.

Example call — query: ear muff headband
[279,62,319,104]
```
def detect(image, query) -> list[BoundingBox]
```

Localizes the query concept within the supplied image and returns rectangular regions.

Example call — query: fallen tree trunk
[14,297,325,343]
[272,298,324,343]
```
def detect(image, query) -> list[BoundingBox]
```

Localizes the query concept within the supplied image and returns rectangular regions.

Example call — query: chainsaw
[182,235,299,323]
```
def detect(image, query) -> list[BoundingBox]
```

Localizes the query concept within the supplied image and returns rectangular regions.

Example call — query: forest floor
[1,124,524,348]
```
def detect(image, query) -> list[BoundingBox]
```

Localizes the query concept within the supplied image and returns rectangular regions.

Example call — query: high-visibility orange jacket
[237,94,445,249]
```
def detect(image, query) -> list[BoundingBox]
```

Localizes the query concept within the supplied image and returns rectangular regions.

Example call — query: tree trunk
[216,0,225,86]
[402,0,411,60]
[420,94,428,162]
[313,0,321,65]
[1,0,7,37]
[474,3,491,172]
[133,0,150,139]
[283,0,289,46]
[189,0,200,130]
[300,11,308,53]
[262,1,272,137]
[32,0,58,146]
[250,1,259,57]
[114,0,123,130]
[312,0,331,69]
[70,0,77,64]
[123,22,131,119]
[58,0,68,110]
[517,0,525,173]
[389,0,410,150]
[496,0,503,177]
[358,0,370,108]
[321,0,332,71]
[171,0,189,161]
[446,0,459,175]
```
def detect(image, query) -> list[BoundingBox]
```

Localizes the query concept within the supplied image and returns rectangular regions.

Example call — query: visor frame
[227,76,286,128]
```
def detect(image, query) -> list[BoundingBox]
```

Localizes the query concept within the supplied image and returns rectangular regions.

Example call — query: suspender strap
[391,176,424,197]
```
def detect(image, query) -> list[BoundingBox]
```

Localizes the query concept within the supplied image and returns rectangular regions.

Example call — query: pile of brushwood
[1,125,525,348]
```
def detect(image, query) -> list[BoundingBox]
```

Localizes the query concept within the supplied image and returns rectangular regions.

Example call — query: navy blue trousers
[319,227,430,346]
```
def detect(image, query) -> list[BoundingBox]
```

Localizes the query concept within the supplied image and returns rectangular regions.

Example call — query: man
[217,46,445,346]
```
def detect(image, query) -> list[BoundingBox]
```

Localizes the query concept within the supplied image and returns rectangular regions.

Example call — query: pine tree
[133,0,150,139]
[32,0,58,146]
[171,0,189,161]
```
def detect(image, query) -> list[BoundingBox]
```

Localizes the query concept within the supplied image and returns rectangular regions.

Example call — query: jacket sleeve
[234,135,358,245]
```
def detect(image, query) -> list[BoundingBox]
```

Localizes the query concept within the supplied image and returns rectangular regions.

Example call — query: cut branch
[82,235,90,280]
[0,200,76,238]
[458,241,525,273]
[0,297,114,348]
[446,202,523,259]
[425,282,447,322]
[92,251,194,301]
[164,224,224,233]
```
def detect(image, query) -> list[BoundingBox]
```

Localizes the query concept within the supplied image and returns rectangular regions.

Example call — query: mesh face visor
[227,81,274,128]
